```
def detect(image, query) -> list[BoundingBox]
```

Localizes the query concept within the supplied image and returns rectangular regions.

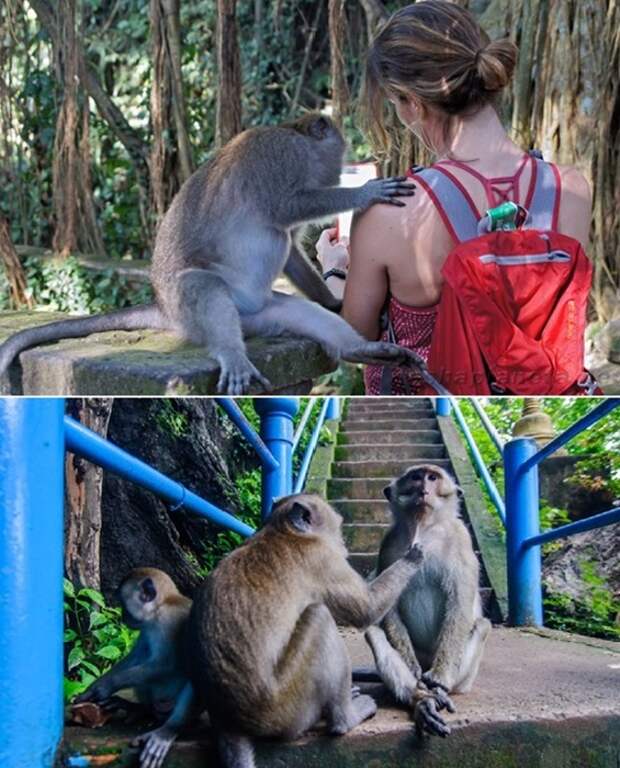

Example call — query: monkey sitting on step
[75,568,196,768]
[364,464,491,738]
[189,493,425,768]
[0,113,425,394]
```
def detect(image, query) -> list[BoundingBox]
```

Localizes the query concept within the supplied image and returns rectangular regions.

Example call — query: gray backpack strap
[414,167,480,243]
[525,159,561,231]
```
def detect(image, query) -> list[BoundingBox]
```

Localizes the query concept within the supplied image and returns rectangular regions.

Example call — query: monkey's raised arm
[325,544,423,629]
[275,178,415,229]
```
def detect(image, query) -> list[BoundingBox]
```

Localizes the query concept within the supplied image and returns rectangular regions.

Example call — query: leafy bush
[0,254,153,313]
[63,579,138,703]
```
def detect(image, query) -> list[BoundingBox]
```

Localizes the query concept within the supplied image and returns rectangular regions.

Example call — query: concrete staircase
[329,397,495,616]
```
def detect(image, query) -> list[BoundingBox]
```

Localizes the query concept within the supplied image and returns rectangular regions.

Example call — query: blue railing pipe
[325,397,340,420]
[65,417,254,538]
[0,398,65,768]
[435,397,451,417]
[521,399,620,472]
[450,399,506,525]
[523,506,620,548]
[469,398,504,454]
[254,398,299,519]
[293,398,331,493]
[292,398,316,455]
[504,437,543,626]
[215,398,279,471]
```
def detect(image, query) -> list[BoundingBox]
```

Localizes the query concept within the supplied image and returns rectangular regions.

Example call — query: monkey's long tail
[0,304,166,378]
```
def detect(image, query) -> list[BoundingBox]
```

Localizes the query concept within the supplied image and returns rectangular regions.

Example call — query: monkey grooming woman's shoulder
[364,464,491,739]
[189,492,425,768]
[74,568,196,768]
[0,113,426,395]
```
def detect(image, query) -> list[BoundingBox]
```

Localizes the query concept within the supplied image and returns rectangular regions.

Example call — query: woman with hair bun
[317,0,592,395]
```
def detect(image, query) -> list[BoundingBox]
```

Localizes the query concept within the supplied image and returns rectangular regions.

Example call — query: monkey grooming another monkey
[0,113,426,394]
[364,464,491,738]
[75,568,195,768]
[188,493,425,768]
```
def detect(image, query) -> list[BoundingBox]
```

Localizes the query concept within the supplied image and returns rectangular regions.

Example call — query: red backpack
[412,154,600,395]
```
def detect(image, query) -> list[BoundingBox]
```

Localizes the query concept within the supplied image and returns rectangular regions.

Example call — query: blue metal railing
[436,396,620,627]
[0,396,340,767]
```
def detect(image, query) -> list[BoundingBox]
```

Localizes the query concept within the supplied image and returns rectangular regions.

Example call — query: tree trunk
[51,0,79,257]
[358,0,388,41]
[329,0,350,130]
[0,216,33,308]
[64,398,113,590]
[216,0,242,146]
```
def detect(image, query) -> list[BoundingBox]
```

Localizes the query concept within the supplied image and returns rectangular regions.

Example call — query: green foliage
[155,400,190,438]
[544,558,619,640]
[63,578,138,703]
[0,254,152,313]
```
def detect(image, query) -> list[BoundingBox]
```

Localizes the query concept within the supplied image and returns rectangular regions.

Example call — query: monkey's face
[118,574,159,628]
[384,464,457,516]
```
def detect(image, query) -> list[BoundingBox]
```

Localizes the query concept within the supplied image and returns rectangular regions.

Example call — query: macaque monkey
[0,113,425,394]
[188,493,425,768]
[364,464,491,738]
[75,568,195,768]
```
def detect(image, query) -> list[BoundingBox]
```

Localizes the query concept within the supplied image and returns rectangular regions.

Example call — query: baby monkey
[365,464,491,738]
[189,493,425,768]
[0,113,422,394]
[75,568,195,768]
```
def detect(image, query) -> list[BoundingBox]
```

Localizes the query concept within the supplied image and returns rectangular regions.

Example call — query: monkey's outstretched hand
[404,542,424,565]
[360,176,416,208]
[132,725,178,768]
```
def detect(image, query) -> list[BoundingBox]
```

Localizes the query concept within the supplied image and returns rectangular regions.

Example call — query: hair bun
[475,39,517,92]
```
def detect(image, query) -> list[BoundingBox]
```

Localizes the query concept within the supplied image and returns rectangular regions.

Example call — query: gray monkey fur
[0,113,424,394]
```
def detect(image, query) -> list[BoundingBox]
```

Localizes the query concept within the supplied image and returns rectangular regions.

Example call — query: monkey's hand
[359,176,416,209]
[74,679,113,705]
[404,542,424,565]
[132,725,178,768]
[413,691,452,738]
[420,673,455,712]
[215,350,272,395]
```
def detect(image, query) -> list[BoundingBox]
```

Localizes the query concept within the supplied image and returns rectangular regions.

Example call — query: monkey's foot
[343,341,425,368]
[413,694,451,739]
[216,352,272,395]
[132,725,177,768]
[330,694,378,736]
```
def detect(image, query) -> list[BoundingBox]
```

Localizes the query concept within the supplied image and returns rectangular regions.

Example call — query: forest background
[0,0,618,325]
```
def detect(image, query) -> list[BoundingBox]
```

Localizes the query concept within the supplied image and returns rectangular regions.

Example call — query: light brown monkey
[0,113,421,394]
[75,568,195,768]
[188,493,424,768]
[364,464,491,738]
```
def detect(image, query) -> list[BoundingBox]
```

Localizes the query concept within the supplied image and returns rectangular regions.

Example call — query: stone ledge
[0,311,337,395]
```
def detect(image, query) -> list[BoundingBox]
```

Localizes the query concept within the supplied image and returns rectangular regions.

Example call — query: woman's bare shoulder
[556,163,592,205]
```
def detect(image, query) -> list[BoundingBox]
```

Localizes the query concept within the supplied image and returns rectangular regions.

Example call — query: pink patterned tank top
[364,296,438,395]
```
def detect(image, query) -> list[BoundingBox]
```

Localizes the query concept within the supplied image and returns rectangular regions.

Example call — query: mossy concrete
[63,627,620,767]
[438,414,508,621]
[0,311,337,395]
[304,418,340,498]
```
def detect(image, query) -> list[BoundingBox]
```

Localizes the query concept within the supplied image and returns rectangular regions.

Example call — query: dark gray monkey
[75,568,196,768]
[363,464,491,738]
[188,493,425,768]
[0,113,419,394]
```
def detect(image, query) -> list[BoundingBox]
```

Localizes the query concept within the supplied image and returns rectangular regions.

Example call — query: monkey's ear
[139,577,157,603]
[308,116,330,140]
[287,501,320,533]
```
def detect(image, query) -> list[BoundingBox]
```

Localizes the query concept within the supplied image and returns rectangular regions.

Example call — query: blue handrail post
[254,398,300,520]
[325,397,340,420]
[504,437,543,626]
[436,397,451,417]
[0,398,65,767]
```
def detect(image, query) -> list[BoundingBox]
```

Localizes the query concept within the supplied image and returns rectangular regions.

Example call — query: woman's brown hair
[361,1,518,154]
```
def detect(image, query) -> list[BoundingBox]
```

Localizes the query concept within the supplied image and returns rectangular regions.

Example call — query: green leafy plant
[155,400,190,438]
[63,579,138,703]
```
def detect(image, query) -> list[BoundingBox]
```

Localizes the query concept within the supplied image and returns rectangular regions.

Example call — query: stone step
[347,396,433,407]
[342,523,390,552]
[328,477,400,498]
[346,400,434,414]
[331,499,392,524]
[344,408,436,421]
[334,443,446,462]
[337,429,442,446]
[341,418,438,432]
[332,457,451,478]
